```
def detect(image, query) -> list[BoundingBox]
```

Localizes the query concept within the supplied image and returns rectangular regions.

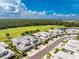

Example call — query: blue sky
[22,0,79,14]
[0,0,79,19]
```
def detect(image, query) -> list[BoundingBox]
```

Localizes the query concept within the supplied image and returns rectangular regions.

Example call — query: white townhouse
[66,28,79,35]
[33,31,50,42]
[63,40,79,54]
[12,34,46,52]
[12,36,33,52]
[0,42,9,48]
[48,29,64,37]
[0,42,15,59]
[52,51,79,59]
[52,51,73,59]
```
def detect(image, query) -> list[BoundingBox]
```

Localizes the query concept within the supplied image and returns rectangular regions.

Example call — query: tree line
[0,19,79,29]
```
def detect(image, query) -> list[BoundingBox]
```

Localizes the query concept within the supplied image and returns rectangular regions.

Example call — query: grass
[0,25,65,41]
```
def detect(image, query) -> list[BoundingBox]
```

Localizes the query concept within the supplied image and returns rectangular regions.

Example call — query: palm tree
[51,27,53,29]
[5,33,12,39]
[5,36,23,59]
[77,32,79,40]
[25,31,29,34]
[54,48,60,53]
[36,29,40,32]
[21,33,26,36]
[22,51,27,57]
[47,53,52,59]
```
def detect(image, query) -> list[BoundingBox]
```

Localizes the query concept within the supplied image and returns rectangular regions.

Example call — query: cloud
[24,10,46,16]
[52,13,76,17]
[0,0,78,19]
[0,0,56,19]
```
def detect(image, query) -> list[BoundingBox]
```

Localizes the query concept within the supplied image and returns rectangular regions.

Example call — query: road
[29,37,66,59]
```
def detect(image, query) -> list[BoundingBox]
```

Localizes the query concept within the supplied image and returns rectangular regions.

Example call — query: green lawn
[0,25,65,41]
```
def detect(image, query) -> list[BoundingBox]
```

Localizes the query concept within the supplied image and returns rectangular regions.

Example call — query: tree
[45,40,48,44]
[50,27,53,29]
[25,31,29,34]
[5,39,23,59]
[77,32,79,40]
[61,48,66,52]
[34,46,39,50]
[21,33,26,36]
[47,53,52,59]
[36,29,40,32]
[5,33,12,39]
[22,51,27,57]
[54,48,60,53]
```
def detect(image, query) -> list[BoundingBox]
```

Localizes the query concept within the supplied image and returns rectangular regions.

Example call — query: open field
[0,25,65,41]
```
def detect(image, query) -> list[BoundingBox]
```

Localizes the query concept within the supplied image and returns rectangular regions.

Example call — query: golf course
[0,25,65,41]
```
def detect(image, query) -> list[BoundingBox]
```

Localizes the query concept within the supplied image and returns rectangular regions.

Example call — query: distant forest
[0,19,79,29]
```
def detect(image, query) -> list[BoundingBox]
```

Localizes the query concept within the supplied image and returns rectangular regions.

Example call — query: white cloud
[52,13,76,17]
[71,14,76,16]
[0,0,78,19]
[52,13,56,15]
[52,13,64,17]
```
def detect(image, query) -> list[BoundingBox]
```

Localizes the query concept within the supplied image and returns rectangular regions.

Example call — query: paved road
[29,37,65,59]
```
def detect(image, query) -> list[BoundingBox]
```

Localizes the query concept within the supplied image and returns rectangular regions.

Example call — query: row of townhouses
[0,28,79,59]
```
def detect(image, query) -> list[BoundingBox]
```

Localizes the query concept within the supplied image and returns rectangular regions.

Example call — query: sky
[0,0,79,19]
[22,0,79,14]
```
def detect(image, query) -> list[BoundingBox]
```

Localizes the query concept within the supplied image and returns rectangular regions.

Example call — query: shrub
[54,48,60,53]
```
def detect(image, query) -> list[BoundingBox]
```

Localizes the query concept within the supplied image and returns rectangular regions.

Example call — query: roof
[0,47,15,59]
[0,47,7,55]
[53,51,73,59]
[12,36,31,45]
[33,31,49,37]
[33,32,49,40]
[48,29,64,36]
[63,40,79,52]
[17,43,26,51]
[24,35,38,42]
[73,52,79,59]
[19,38,30,45]
[53,51,79,59]
[12,38,19,45]
[66,28,79,34]
[17,43,33,51]
[0,42,9,48]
